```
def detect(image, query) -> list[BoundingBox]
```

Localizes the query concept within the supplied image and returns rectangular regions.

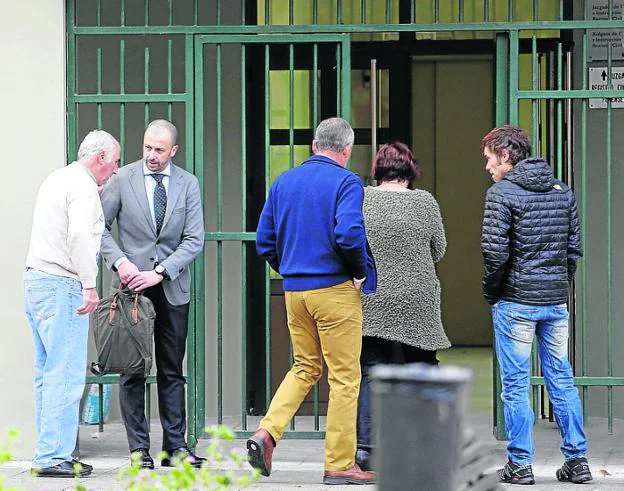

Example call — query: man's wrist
[113,257,128,270]
[154,264,169,280]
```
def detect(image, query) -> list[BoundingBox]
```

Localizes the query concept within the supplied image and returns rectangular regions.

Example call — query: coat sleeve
[567,190,582,281]
[481,187,512,305]
[100,173,126,270]
[429,195,447,264]
[256,187,280,273]
[159,176,205,281]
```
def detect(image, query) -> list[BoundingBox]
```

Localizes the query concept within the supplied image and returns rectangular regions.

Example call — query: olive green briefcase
[91,287,156,377]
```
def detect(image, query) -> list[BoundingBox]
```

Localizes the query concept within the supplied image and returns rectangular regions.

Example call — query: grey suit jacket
[100,160,204,306]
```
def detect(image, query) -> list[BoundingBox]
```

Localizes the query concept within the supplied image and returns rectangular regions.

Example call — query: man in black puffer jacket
[481,125,592,486]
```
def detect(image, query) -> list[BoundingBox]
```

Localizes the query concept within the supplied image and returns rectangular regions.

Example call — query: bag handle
[108,284,140,324]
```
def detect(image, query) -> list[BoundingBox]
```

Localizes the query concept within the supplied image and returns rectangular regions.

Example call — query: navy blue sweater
[256,155,375,292]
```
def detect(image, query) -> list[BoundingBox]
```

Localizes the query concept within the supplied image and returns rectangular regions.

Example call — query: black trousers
[119,283,189,452]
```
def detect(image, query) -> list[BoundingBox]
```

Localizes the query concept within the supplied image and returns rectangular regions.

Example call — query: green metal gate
[67,0,624,443]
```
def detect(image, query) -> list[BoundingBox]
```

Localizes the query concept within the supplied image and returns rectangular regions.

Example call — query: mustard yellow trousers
[259,280,363,471]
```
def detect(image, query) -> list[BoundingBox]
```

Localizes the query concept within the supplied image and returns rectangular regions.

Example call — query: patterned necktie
[151,174,167,235]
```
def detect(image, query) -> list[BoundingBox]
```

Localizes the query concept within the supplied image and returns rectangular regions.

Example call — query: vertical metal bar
[566,51,572,185]
[361,0,366,24]
[559,0,564,20]
[264,43,272,410]
[370,59,377,165]
[531,37,538,151]
[580,30,588,421]
[434,0,440,23]
[66,0,77,162]
[217,0,222,25]
[241,0,246,25]
[411,0,415,23]
[188,33,200,448]
[288,42,295,432]
[96,0,101,26]
[336,44,341,115]
[312,42,320,431]
[341,36,351,122]
[241,43,248,431]
[144,0,149,26]
[168,39,173,121]
[313,0,319,24]
[509,31,519,125]
[606,42,613,434]
[533,0,538,21]
[168,0,173,25]
[508,0,513,21]
[459,0,465,22]
[144,47,150,126]
[493,32,510,441]
[386,0,391,23]
[98,384,104,433]
[120,40,126,164]
[289,0,294,25]
[338,0,343,24]
[121,0,126,26]
[484,0,489,22]
[556,43,563,179]
[194,0,199,25]
[265,0,270,25]
[216,42,224,426]
[97,47,103,296]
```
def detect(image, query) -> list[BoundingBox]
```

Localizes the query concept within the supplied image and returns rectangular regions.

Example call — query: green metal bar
[146,382,151,428]
[73,20,624,35]
[336,44,341,116]
[265,0,270,25]
[312,41,320,431]
[338,0,343,24]
[386,0,391,24]
[606,43,613,434]
[580,31,588,421]
[74,94,187,103]
[508,0,513,21]
[516,89,624,99]
[341,35,351,122]
[509,30,519,124]
[97,47,104,296]
[484,0,489,22]
[86,375,159,384]
[217,0,222,25]
[313,0,318,24]
[459,0,464,23]
[204,232,256,241]
[241,0,245,25]
[194,0,198,25]
[559,0,564,20]
[289,0,294,25]
[144,47,150,125]
[361,0,366,24]
[120,40,126,164]
[168,0,173,25]
[241,44,248,431]
[289,43,294,170]
[264,43,272,410]
[189,33,201,448]
[556,43,563,179]
[96,0,101,26]
[121,0,126,26]
[411,0,415,23]
[168,39,173,121]
[66,0,77,162]
[533,0,538,21]
[531,37,538,151]
[216,42,224,426]
[493,32,509,441]
[144,0,149,26]
[98,384,104,433]
[434,0,439,23]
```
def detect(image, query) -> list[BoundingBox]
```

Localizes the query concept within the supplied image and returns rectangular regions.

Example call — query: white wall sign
[589,67,624,108]
[588,0,624,62]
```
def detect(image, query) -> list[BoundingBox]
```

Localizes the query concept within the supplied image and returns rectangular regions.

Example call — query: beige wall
[0,0,65,459]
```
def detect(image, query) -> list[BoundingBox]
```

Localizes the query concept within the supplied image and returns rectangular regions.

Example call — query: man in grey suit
[100,119,205,469]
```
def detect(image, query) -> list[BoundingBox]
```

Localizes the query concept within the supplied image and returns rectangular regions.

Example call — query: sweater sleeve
[481,187,512,305]
[334,175,367,279]
[256,187,280,273]
[567,190,582,281]
[67,185,100,289]
[429,195,447,264]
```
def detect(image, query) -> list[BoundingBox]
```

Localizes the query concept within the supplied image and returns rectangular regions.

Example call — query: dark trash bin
[370,363,473,491]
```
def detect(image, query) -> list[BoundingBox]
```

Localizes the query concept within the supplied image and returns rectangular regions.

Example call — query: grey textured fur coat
[361,187,451,350]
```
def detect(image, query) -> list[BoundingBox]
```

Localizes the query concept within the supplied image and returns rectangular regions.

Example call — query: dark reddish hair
[481,125,532,165]
[372,142,421,184]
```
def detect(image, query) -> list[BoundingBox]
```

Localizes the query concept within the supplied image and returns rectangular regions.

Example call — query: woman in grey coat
[356,142,451,470]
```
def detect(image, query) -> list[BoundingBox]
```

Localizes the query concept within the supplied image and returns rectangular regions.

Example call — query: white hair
[77,130,118,162]
[313,117,354,152]
[146,119,178,145]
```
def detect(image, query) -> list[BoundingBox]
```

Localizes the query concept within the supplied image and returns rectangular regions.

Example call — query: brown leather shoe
[323,463,376,485]
[247,429,275,477]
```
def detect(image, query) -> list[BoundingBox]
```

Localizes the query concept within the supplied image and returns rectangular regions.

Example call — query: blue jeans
[493,300,587,466]
[23,269,89,467]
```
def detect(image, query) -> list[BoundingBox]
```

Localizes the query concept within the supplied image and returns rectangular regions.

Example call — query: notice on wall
[588,0,624,62]
[589,67,624,108]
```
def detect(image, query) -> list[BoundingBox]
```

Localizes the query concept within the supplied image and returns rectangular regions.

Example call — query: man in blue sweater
[248,118,376,486]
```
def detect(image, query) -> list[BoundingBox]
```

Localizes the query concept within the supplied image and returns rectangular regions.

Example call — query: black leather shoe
[131,448,155,469]
[31,460,92,478]
[161,447,206,468]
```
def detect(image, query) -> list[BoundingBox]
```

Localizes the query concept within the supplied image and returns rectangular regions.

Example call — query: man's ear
[500,149,511,165]
[170,144,179,158]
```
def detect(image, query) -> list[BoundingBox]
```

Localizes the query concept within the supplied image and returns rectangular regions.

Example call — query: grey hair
[146,119,178,145]
[77,130,118,162]
[313,117,354,152]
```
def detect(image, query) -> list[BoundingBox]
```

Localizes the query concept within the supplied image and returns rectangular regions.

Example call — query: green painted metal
[241,43,248,431]
[606,44,613,434]
[580,31,588,421]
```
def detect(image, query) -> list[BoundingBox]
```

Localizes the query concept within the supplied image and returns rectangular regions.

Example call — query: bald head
[145,119,178,146]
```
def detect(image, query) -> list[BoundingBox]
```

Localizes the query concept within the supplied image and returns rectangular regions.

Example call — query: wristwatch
[154,264,169,280]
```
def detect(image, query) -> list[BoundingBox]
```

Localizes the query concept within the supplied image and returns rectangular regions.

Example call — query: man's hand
[353,278,365,291]
[118,260,140,285]
[77,288,99,315]
[127,270,164,292]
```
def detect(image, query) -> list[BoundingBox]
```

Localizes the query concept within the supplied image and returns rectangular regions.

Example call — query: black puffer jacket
[481,158,582,305]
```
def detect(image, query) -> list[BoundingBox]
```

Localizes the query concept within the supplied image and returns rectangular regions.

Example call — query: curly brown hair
[481,125,532,165]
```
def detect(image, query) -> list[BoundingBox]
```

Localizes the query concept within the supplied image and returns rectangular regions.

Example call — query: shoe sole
[556,469,593,484]
[32,470,92,478]
[323,476,376,485]
[247,436,271,477]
